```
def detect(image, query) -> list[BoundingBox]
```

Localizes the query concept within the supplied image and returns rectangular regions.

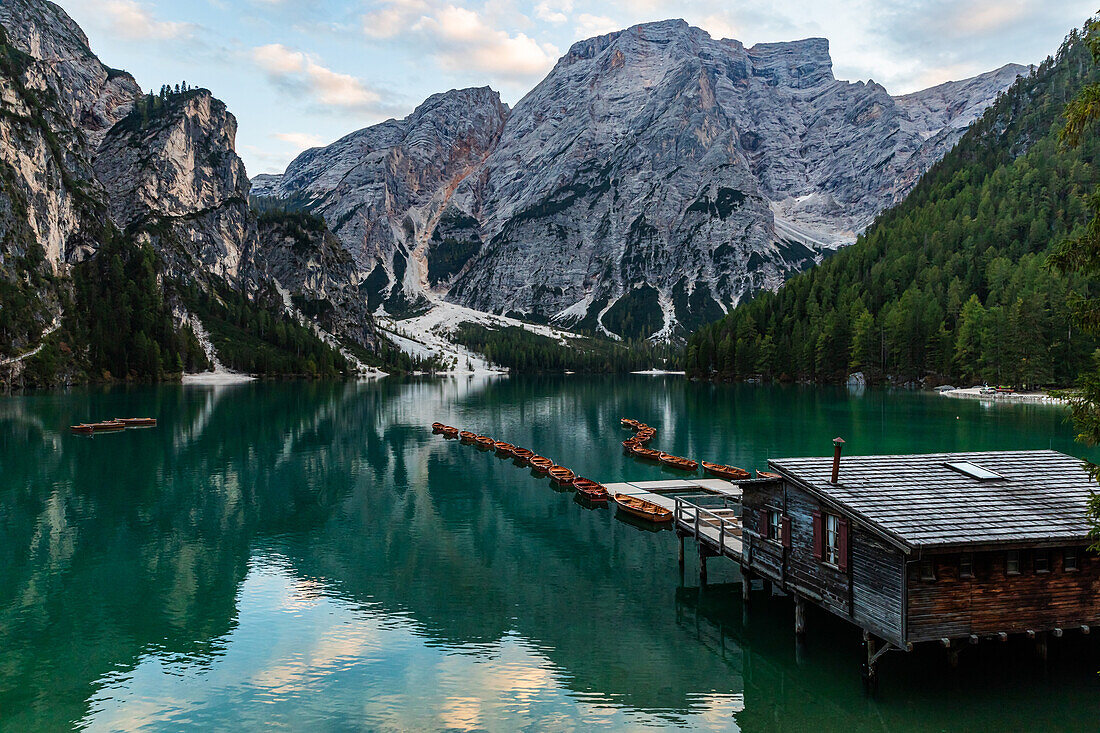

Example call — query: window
[919,560,936,581]
[1006,550,1020,575]
[1034,550,1050,573]
[768,510,782,542]
[960,553,974,579]
[1064,548,1079,572]
[824,514,840,566]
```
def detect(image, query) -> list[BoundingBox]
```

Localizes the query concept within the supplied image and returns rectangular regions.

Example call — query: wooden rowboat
[512,447,534,463]
[70,424,95,434]
[630,445,661,461]
[622,439,638,453]
[573,477,609,502]
[475,436,495,449]
[116,417,157,427]
[701,461,751,480]
[548,466,575,485]
[441,426,459,438]
[529,456,553,473]
[431,422,445,433]
[756,470,781,480]
[459,430,477,442]
[89,420,125,431]
[614,493,673,523]
[660,454,698,471]
[494,441,516,457]
[621,418,640,429]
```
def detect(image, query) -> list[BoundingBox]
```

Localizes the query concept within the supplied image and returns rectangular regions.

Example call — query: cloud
[69,0,195,40]
[250,44,384,111]
[534,0,573,24]
[574,13,620,38]
[362,1,560,82]
[272,132,326,149]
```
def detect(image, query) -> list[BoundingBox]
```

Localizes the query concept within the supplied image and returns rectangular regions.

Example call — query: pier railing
[674,494,743,559]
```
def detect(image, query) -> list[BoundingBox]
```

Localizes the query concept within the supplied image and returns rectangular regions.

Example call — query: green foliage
[602,285,664,340]
[68,235,210,381]
[114,82,203,134]
[687,23,1099,388]
[178,281,348,378]
[451,323,680,373]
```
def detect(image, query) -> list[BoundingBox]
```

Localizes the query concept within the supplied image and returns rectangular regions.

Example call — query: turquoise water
[1,377,1098,731]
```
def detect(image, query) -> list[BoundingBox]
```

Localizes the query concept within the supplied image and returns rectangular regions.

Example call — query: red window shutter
[757,510,769,538]
[812,511,823,560]
[781,516,791,548]
[838,517,850,572]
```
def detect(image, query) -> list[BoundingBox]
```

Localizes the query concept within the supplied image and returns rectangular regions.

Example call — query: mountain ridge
[255,19,1026,339]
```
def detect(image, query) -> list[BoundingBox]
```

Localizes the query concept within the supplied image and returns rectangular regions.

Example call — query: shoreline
[937,387,1067,405]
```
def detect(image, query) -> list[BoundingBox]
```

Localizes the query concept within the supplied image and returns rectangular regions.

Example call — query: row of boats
[70,417,157,434]
[431,422,673,521]
[619,417,780,481]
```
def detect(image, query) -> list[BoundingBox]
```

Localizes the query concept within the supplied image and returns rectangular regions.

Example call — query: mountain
[258,20,1025,338]
[685,25,1098,387]
[0,0,387,386]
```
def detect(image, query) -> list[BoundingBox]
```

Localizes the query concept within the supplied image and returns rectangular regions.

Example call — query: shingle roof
[768,450,1097,550]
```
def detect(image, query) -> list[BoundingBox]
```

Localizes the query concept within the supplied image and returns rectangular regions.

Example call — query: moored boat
[70,424,95,434]
[512,447,534,464]
[459,430,477,443]
[630,445,661,461]
[622,439,638,453]
[621,418,640,429]
[573,477,609,502]
[89,420,125,431]
[494,441,516,457]
[756,470,782,479]
[431,422,445,433]
[475,435,495,449]
[701,461,751,480]
[529,456,553,473]
[116,417,157,427]
[548,466,575,485]
[613,493,673,523]
[441,426,460,438]
[661,454,698,471]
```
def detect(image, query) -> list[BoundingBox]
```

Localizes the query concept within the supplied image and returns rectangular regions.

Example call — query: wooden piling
[794,595,806,636]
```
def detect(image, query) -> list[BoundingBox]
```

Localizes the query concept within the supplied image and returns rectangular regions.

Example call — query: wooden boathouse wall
[907,548,1100,642]
[742,480,906,647]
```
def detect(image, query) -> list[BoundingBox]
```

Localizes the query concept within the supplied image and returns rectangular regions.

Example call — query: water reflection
[0,378,1097,731]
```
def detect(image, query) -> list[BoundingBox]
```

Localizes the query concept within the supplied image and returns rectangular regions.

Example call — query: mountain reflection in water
[0,377,1097,731]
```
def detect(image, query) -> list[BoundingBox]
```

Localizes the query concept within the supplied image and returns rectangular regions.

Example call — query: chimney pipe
[831,437,845,484]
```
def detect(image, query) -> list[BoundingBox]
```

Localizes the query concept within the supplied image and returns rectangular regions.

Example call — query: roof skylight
[944,461,1004,481]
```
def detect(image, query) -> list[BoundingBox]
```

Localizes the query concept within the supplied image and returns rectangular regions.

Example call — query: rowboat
[459,430,477,442]
[573,477,609,502]
[622,439,638,453]
[71,420,126,433]
[441,426,459,438]
[529,456,553,473]
[512,447,534,464]
[548,466,575,485]
[494,441,516,457]
[757,470,782,480]
[630,445,661,461]
[613,493,672,523]
[701,461,751,480]
[621,418,640,429]
[661,454,698,471]
[475,435,495,449]
[431,422,445,433]
[116,417,157,427]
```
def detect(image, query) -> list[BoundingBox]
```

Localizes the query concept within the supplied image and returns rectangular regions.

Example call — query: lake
[1,377,1098,731]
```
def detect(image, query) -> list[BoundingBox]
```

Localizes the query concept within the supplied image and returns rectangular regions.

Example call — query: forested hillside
[686,24,1100,387]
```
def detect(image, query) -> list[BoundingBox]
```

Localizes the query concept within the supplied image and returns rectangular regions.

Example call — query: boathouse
[693,447,1100,677]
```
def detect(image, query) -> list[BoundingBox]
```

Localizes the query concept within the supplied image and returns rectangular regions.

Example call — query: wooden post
[794,595,806,636]
[699,547,708,586]
[1036,631,1048,665]
[741,567,751,602]
[678,534,685,570]
[861,630,878,693]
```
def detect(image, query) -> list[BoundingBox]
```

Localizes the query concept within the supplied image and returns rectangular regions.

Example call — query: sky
[55,0,1096,177]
